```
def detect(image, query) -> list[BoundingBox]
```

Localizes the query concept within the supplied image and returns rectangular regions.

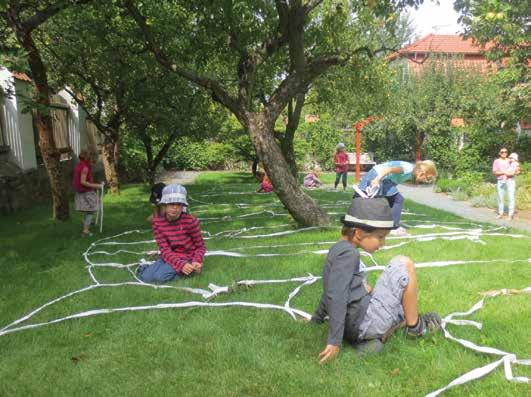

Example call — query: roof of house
[12,71,32,83]
[388,34,492,61]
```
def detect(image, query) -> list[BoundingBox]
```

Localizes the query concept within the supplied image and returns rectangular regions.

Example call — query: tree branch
[302,0,324,16]
[123,0,241,116]
[23,0,93,33]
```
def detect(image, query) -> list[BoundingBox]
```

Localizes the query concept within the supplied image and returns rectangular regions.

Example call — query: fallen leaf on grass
[83,333,93,337]
[71,352,86,364]
[390,367,400,377]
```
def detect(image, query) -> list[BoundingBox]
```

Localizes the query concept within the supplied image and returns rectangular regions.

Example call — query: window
[86,119,103,148]
[50,95,71,161]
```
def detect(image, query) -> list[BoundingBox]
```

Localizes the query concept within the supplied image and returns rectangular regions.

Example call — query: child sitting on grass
[313,197,441,364]
[303,167,323,189]
[354,160,437,234]
[137,184,205,283]
[256,171,273,193]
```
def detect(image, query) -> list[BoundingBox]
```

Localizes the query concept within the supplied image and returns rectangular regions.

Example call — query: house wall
[0,69,101,214]
[56,89,90,157]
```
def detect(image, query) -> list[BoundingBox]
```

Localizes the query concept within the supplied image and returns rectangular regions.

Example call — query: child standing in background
[72,148,104,237]
[334,143,349,191]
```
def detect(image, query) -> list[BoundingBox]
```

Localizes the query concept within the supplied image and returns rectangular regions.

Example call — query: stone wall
[0,156,103,215]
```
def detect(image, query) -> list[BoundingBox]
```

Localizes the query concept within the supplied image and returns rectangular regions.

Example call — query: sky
[407,0,464,38]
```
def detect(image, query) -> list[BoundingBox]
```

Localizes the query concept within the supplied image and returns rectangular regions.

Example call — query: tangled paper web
[1,192,529,396]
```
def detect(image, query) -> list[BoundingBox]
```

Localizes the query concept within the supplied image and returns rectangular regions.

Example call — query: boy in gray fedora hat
[314,197,441,364]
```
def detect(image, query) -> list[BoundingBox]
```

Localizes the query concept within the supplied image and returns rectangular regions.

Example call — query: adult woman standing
[492,147,516,220]
[73,148,104,236]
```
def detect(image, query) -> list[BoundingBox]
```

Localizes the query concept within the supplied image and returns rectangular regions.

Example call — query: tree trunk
[246,113,329,226]
[415,131,425,161]
[101,135,120,194]
[281,94,304,178]
[251,158,259,176]
[22,32,70,220]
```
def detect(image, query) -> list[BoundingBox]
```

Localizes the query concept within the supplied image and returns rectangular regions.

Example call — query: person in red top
[255,171,273,193]
[72,148,104,237]
[137,184,206,283]
[334,142,349,191]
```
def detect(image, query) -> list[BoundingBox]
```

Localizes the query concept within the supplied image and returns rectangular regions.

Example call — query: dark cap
[341,197,396,229]
[149,183,166,205]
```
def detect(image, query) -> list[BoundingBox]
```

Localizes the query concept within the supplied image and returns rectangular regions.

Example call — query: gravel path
[157,170,200,185]
[400,184,531,232]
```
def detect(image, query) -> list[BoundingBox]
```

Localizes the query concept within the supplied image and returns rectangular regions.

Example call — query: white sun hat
[159,184,188,206]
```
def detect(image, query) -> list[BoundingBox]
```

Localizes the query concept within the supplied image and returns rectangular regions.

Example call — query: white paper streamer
[426,287,531,396]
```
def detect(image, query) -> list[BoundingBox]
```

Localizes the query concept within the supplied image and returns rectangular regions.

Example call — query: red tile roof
[388,34,492,60]
[12,71,32,83]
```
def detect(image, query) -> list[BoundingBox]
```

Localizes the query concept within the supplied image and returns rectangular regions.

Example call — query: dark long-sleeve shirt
[152,214,206,272]
[313,240,371,346]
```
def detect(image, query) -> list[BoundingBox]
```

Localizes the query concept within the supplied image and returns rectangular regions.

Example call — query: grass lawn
[1,171,529,396]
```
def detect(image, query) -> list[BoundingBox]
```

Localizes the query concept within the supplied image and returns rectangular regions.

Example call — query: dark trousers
[334,171,347,189]
[386,193,404,227]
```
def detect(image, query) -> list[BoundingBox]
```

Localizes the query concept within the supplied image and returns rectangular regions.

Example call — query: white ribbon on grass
[425,287,531,397]
[0,275,318,337]
[0,300,313,337]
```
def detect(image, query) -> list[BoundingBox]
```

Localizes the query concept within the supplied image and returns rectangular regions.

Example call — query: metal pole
[355,123,361,182]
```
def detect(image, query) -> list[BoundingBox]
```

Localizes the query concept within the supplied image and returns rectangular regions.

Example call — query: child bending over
[313,197,441,364]
[137,184,206,283]
[354,160,437,233]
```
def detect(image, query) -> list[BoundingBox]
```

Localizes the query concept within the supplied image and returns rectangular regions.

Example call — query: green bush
[435,178,461,193]
[469,183,497,208]
[164,138,236,170]
[305,122,344,170]
[451,188,469,201]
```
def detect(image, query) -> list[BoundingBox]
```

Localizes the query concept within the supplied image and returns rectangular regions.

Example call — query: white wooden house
[0,66,102,212]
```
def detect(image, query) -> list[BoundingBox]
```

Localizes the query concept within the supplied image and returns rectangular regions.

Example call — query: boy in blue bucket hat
[314,197,441,363]
[138,184,206,283]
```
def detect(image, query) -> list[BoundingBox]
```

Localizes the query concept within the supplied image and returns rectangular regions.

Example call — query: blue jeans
[497,179,515,216]
[137,258,181,283]
[335,172,347,189]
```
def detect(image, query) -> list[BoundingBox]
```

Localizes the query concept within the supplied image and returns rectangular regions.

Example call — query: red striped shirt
[152,213,206,272]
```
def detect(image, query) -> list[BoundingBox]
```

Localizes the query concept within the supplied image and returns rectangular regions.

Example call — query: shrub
[305,122,344,170]
[450,188,469,201]
[436,178,461,193]
[164,138,236,170]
